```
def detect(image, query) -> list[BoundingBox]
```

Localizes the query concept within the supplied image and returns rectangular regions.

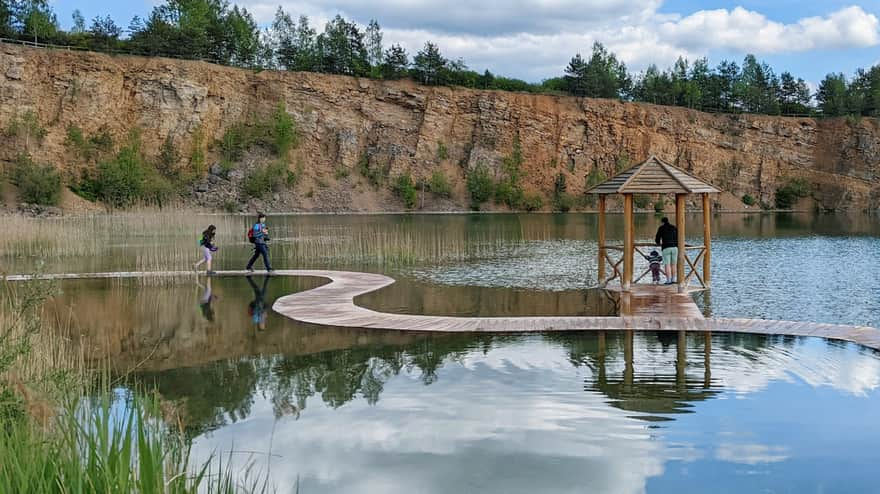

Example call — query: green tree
[849,66,880,117]
[778,72,811,115]
[381,43,408,79]
[0,0,12,37]
[14,0,58,43]
[129,0,261,67]
[816,73,849,116]
[412,41,447,85]
[89,15,121,50]
[737,54,779,114]
[466,163,494,208]
[273,11,318,72]
[365,19,383,72]
[97,133,147,208]
[70,9,85,34]
[10,153,61,206]
[564,43,630,98]
[316,15,369,76]
[715,60,740,111]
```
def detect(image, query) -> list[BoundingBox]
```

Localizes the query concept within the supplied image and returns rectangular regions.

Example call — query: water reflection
[38,276,880,492]
[166,332,879,494]
[246,275,270,331]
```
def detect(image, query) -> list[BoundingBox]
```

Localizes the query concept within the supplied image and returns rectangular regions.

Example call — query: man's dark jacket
[655,223,678,249]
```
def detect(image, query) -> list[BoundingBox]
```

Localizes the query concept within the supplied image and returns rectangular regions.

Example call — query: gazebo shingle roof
[587,155,720,195]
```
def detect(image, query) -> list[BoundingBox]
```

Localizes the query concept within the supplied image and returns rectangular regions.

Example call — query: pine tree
[412,41,447,85]
[381,43,409,80]
[816,73,849,116]
[563,53,588,96]
[316,15,368,76]
[365,19,383,68]
[89,15,121,49]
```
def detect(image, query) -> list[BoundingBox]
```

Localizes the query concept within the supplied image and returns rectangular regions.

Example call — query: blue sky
[50,0,880,83]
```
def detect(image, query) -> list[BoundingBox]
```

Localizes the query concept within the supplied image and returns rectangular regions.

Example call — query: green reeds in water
[1,278,274,493]
[0,392,272,493]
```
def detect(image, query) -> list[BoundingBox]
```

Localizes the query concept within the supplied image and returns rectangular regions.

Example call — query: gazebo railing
[600,242,708,289]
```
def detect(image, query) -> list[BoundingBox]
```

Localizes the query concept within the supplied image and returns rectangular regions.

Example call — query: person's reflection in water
[246,275,271,331]
[197,277,218,322]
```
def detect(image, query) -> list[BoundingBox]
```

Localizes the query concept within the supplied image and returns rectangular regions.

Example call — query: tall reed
[0,278,273,493]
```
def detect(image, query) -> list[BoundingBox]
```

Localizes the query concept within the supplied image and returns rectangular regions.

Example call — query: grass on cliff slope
[0,279,273,493]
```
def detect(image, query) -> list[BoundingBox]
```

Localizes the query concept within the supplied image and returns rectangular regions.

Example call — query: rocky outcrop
[1,43,878,211]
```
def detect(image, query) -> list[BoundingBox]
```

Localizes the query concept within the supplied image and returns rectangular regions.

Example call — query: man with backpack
[246,212,274,273]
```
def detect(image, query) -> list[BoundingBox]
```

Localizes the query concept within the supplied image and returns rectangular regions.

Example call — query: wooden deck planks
[4,269,879,350]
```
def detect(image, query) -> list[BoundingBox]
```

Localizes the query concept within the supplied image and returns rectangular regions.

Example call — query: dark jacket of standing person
[655,218,678,249]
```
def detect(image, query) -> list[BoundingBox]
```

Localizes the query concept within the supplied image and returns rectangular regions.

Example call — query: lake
[4,211,880,493]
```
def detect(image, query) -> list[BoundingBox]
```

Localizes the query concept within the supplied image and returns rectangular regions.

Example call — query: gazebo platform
[602,282,706,319]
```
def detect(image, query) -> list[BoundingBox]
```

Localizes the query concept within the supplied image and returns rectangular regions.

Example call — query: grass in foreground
[0,278,273,493]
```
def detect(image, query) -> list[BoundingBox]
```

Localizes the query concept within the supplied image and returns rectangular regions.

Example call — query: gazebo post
[623,193,634,290]
[675,193,686,293]
[597,195,606,286]
[702,192,711,287]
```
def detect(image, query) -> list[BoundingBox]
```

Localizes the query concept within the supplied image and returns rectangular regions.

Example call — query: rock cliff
[1,43,878,212]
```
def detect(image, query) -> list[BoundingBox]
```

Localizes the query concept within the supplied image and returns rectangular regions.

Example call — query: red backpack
[246,225,256,243]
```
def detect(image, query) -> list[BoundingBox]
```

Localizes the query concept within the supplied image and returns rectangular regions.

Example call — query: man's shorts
[662,247,678,266]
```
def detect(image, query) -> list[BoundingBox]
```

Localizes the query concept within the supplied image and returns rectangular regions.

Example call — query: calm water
[7,212,880,492]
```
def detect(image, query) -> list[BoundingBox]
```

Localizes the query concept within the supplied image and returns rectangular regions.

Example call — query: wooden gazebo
[587,155,720,293]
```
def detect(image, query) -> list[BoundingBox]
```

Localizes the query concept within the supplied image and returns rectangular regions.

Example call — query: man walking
[655,217,678,285]
[246,212,274,273]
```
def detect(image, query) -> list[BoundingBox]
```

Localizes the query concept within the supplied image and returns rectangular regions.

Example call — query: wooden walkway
[4,270,879,350]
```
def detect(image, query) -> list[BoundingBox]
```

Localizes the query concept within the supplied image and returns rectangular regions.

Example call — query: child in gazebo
[648,250,663,284]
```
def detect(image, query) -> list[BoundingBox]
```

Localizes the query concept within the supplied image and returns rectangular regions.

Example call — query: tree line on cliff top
[2,0,880,119]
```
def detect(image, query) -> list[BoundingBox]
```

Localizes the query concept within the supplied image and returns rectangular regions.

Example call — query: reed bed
[0,278,274,493]
[0,213,536,274]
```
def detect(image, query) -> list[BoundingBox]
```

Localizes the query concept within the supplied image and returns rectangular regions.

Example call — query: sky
[50,0,880,84]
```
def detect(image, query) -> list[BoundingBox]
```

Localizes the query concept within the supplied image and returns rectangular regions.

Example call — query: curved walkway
[5,270,879,350]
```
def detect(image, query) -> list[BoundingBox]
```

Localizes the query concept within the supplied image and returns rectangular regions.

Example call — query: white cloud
[244,2,880,80]
[658,6,880,54]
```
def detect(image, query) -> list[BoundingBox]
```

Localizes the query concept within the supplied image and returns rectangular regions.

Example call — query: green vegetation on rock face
[775,178,812,209]
[393,173,418,209]
[494,137,526,209]
[218,104,298,163]
[9,153,61,206]
[242,161,292,199]
[428,170,453,198]
[466,163,494,209]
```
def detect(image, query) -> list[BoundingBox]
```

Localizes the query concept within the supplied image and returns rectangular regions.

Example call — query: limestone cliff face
[1,43,878,211]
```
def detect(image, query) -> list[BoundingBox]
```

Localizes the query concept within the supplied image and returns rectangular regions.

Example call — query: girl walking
[194,224,218,275]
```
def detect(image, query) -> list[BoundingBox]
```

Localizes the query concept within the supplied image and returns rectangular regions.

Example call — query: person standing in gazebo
[655,217,678,285]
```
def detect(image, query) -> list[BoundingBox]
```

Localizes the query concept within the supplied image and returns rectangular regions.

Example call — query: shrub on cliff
[243,161,289,199]
[775,178,811,209]
[522,193,544,212]
[428,170,453,198]
[466,163,494,209]
[9,154,62,206]
[96,139,146,208]
[218,104,298,162]
[393,173,418,209]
